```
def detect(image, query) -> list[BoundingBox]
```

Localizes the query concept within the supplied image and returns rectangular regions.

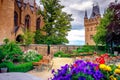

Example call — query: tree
[34,30,46,44]
[93,9,113,45]
[22,30,34,45]
[37,0,73,44]
[106,2,120,46]
[106,2,120,53]
[94,2,120,53]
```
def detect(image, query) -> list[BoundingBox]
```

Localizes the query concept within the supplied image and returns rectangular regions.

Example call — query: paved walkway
[0,72,41,80]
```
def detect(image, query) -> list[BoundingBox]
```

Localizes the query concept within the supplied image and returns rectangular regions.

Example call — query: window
[36,18,41,30]
[14,11,18,27]
[25,15,30,30]
[90,35,93,40]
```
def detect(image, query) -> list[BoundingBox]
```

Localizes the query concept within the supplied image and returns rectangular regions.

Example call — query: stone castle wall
[20,44,81,56]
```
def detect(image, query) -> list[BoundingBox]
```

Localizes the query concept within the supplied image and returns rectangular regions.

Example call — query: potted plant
[0,62,8,73]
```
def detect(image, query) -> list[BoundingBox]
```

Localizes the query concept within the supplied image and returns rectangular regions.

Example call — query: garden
[0,0,120,80]
[51,44,120,80]
[0,41,42,73]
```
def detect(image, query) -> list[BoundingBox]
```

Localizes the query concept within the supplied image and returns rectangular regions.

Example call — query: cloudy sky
[36,0,118,45]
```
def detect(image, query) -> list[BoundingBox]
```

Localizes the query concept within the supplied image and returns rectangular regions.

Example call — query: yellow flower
[106,66,112,71]
[110,75,117,80]
[114,69,120,74]
[99,64,111,71]
[118,64,120,69]
[99,64,106,70]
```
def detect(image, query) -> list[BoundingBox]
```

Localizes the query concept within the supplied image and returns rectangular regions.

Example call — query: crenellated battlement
[84,2,101,45]
[84,15,101,26]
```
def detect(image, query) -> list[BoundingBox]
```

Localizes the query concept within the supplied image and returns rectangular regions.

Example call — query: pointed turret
[84,10,88,19]
[90,2,101,18]
[115,0,118,3]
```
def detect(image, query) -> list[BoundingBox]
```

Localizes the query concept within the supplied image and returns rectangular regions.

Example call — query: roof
[16,0,39,11]
[90,3,100,18]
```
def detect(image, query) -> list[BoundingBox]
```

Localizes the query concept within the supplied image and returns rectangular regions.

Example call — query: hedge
[0,62,33,72]
[8,62,33,72]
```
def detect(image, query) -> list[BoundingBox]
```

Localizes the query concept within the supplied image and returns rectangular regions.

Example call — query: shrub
[73,45,95,54]
[23,49,42,62]
[8,62,33,72]
[0,41,23,62]
[54,51,71,57]
[0,62,33,72]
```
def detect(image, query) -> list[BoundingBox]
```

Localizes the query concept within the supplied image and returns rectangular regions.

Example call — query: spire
[90,2,101,18]
[115,0,118,3]
[84,10,88,19]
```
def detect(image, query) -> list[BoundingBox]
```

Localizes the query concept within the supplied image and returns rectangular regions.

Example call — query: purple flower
[79,76,86,80]
[52,69,55,74]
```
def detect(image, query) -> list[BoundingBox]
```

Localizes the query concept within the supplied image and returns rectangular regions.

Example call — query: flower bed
[51,60,120,80]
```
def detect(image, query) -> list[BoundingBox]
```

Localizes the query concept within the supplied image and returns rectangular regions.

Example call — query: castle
[84,3,101,45]
[0,0,44,43]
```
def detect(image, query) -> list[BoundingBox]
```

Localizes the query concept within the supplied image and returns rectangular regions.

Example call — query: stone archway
[16,35,23,43]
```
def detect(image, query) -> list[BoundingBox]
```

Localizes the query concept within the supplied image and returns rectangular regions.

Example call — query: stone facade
[84,3,101,45]
[0,0,44,43]
[20,44,81,56]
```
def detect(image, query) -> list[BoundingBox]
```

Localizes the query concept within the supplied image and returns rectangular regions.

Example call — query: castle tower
[0,0,15,43]
[84,3,101,45]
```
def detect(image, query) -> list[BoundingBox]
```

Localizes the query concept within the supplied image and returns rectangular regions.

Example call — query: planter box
[1,68,7,73]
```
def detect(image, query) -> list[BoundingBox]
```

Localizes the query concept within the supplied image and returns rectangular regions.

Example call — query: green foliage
[37,0,73,44]
[73,45,95,53]
[0,62,32,72]
[54,51,71,57]
[23,50,42,62]
[34,30,46,44]
[22,30,34,45]
[0,62,8,68]
[8,62,33,72]
[0,41,23,62]
[72,72,94,80]
[94,10,113,45]
[3,38,9,44]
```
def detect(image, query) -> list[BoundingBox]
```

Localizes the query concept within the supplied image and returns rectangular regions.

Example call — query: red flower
[73,63,77,67]
[95,66,99,70]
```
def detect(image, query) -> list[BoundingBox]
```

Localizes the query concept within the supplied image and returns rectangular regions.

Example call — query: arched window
[16,35,23,43]
[36,18,41,30]
[25,15,30,30]
[14,11,18,27]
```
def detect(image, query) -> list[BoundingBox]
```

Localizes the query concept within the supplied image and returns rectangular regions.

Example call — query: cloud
[71,24,84,30]
[69,1,93,11]
[67,29,85,41]
[67,40,85,45]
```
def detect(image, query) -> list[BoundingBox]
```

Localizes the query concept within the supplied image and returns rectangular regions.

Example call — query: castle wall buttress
[0,0,14,43]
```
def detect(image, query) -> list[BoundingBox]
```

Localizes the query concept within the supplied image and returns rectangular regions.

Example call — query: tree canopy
[93,9,113,45]
[35,0,73,45]
[106,2,120,46]
[93,2,120,45]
